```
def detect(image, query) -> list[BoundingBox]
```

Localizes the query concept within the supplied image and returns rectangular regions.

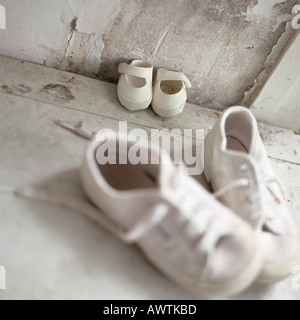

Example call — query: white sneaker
[117,60,153,111]
[152,68,192,117]
[80,131,262,297]
[204,106,300,283]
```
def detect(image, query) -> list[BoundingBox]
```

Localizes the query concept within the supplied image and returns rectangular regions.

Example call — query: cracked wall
[0,0,122,76]
[0,0,298,109]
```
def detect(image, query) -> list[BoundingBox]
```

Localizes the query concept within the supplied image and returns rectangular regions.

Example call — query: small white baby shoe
[80,131,262,297]
[204,106,300,284]
[152,68,192,117]
[117,60,153,111]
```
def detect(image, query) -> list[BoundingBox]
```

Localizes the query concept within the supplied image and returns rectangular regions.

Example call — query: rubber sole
[152,102,185,118]
[257,248,300,284]
[142,239,263,297]
[117,92,151,111]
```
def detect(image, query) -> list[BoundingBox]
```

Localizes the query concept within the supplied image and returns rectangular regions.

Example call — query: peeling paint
[60,17,78,68]
[60,30,104,77]
[85,38,105,76]
[213,4,243,18]
[70,17,78,32]
[40,83,75,104]
[57,0,122,77]
[246,0,286,23]
[0,0,122,79]
[273,13,293,31]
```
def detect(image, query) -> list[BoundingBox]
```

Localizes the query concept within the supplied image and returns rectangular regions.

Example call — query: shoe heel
[204,133,212,183]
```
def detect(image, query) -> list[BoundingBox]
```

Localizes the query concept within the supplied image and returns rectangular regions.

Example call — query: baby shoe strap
[156,69,192,88]
[118,63,153,81]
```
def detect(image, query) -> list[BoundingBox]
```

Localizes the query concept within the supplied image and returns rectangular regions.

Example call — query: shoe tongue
[249,131,276,180]
[248,129,264,163]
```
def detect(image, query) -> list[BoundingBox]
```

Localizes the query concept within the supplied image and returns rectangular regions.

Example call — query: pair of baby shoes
[117,60,191,117]
[11,107,300,298]
[79,106,299,296]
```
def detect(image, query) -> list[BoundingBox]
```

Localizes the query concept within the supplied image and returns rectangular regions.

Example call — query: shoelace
[167,167,228,253]
[0,173,225,254]
[213,175,286,232]
[214,176,286,200]
[0,186,169,244]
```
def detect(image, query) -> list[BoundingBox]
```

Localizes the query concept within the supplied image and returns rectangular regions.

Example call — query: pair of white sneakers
[13,107,300,297]
[117,60,191,117]
[79,106,299,297]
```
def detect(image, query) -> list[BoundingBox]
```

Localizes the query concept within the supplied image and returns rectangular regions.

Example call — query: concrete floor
[0,56,299,300]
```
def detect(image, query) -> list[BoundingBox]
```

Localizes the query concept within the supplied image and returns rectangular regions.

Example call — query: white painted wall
[251,30,300,133]
[0,0,121,76]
